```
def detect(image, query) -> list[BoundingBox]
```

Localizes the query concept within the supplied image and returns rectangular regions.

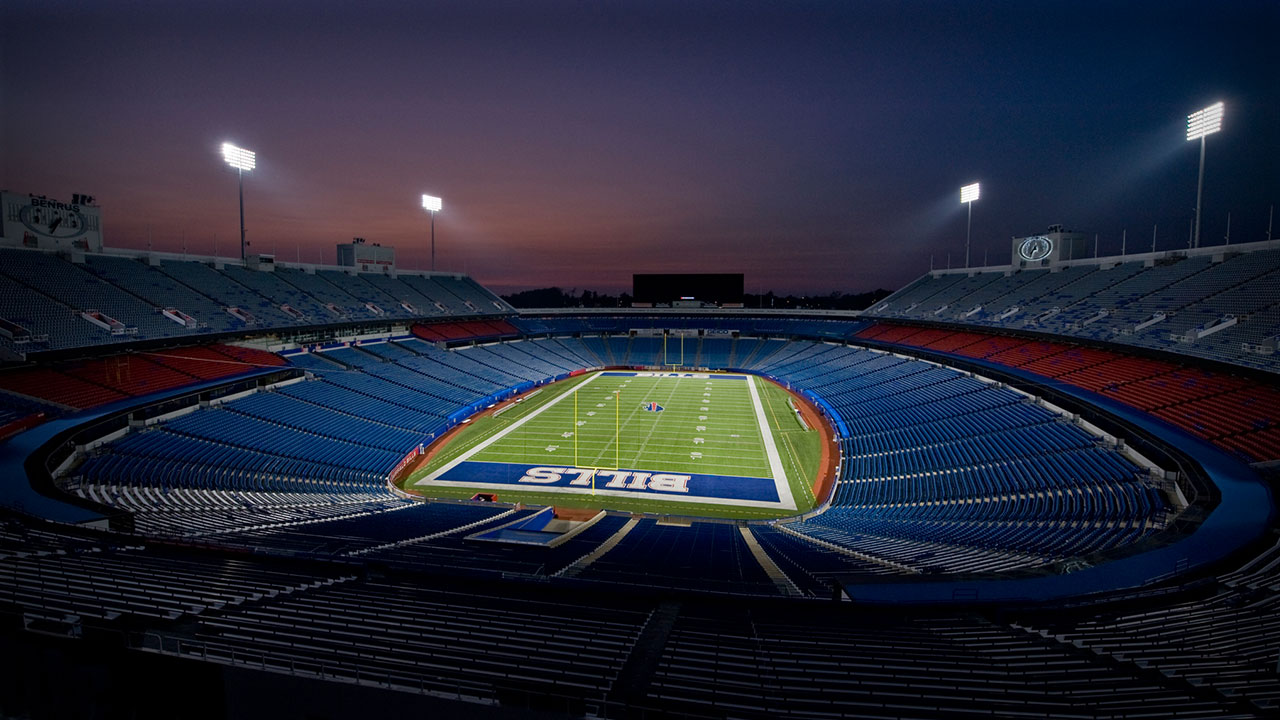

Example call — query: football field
[405,371,823,519]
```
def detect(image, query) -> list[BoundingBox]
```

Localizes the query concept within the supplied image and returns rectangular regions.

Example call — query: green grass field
[402,371,823,520]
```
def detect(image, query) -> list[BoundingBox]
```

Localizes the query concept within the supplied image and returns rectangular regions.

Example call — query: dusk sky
[3,1,1276,296]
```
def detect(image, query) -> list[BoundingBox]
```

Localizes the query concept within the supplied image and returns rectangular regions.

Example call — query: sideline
[748,375,797,511]
[416,372,602,485]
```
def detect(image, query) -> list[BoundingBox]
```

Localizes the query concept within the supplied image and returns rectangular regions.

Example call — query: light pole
[1186,101,1223,249]
[960,182,980,268]
[422,194,442,271]
[221,143,256,260]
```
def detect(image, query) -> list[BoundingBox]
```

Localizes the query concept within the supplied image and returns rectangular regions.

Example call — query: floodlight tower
[422,194,443,271]
[960,182,981,268]
[221,143,256,260]
[1186,102,1224,249]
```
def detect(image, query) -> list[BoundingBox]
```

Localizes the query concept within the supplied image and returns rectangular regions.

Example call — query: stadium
[2,198,1279,717]
[4,3,1278,719]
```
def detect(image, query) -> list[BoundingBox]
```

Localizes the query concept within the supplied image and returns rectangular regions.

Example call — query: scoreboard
[633,273,744,306]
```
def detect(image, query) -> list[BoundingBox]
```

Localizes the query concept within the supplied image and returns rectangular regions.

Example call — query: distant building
[337,237,395,272]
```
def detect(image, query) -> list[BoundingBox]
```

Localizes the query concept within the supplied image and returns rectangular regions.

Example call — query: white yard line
[415,372,601,485]
[748,375,797,510]
[596,375,686,469]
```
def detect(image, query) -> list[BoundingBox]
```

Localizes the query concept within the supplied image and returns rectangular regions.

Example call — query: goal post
[662,331,685,367]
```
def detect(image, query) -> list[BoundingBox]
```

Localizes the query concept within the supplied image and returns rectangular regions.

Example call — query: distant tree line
[501,287,894,311]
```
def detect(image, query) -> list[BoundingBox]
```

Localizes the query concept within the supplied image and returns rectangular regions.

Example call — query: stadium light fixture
[221,143,256,260]
[1186,102,1224,249]
[422,194,442,271]
[960,182,980,268]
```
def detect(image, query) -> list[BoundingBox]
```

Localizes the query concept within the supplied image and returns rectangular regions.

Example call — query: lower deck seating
[754,339,1166,572]
[0,343,283,410]
[859,322,1280,463]
[8,516,1279,717]
[187,579,649,703]
[69,333,1176,592]
[645,608,1247,719]
[0,545,348,622]
[367,512,631,577]
[577,520,778,595]
[207,502,512,554]
[0,365,128,408]
[412,319,519,342]
[1015,532,1280,714]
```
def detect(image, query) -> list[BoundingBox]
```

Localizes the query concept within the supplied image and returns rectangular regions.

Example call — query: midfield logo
[516,466,691,493]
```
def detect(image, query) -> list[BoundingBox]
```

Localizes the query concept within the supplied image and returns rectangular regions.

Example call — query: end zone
[424,461,785,508]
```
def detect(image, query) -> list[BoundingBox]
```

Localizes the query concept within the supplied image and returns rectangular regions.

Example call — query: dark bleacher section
[72,483,409,537]
[360,273,444,317]
[208,502,512,554]
[431,274,512,314]
[412,319,520,343]
[576,520,778,595]
[0,274,93,352]
[696,336,733,367]
[182,580,649,704]
[64,336,601,542]
[644,607,1248,719]
[163,407,404,477]
[316,271,413,319]
[77,424,389,491]
[7,517,1278,718]
[146,344,287,378]
[82,254,239,334]
[52,326,1179,590]
[868,244,1280,372]
[0,392,54,435]
[158,260,301,327]
[3,309,1277,718]
[272,266,369,319]
[226,391,424,453]
[0,248,510,355]
[365,512,633,577]
[0,344,284,410]
[859,321,1280,463]
[0,365,127,408]
[626,336,664,366]
[508,314,870,344]
[220,264,336,322]
[750,524,895,595]
[752,340,1168,573]
[278,372,446,434]
[1014,533,1280,715]
[0,544,349,622]
[1,249,191,343]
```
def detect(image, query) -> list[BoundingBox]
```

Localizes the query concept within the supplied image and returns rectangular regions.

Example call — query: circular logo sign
[19,204,89,239]
[1019,235,1053,262]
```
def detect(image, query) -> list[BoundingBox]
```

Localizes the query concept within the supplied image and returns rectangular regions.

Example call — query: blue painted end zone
[601,371,746,380]
[430,461,780,503]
